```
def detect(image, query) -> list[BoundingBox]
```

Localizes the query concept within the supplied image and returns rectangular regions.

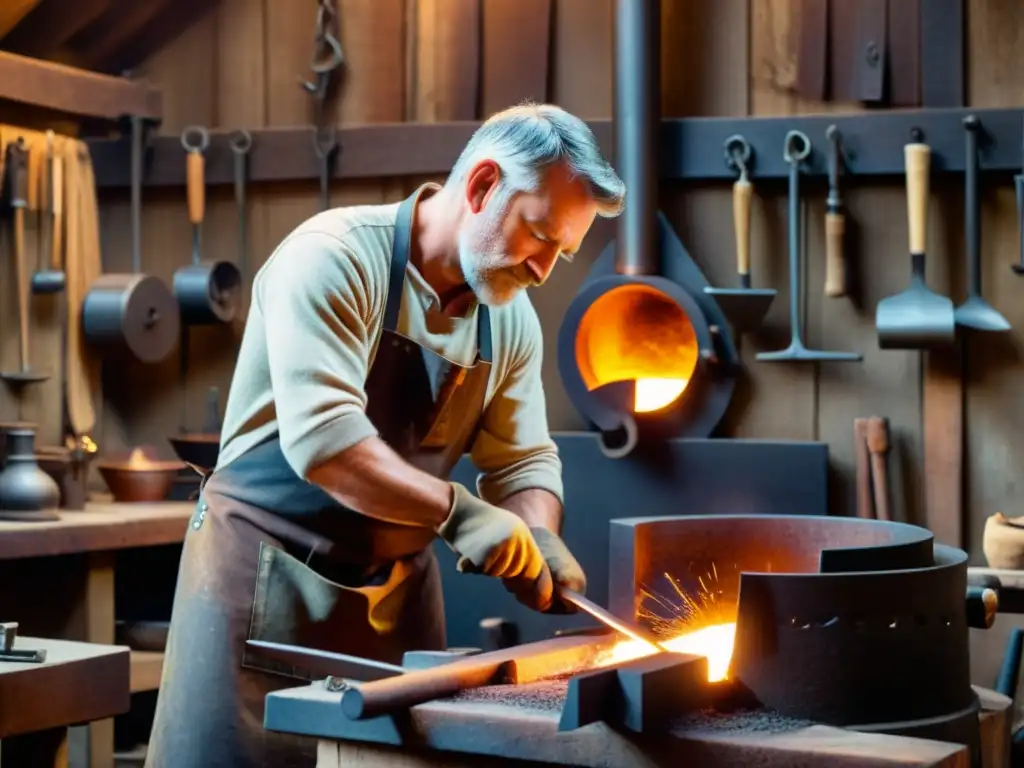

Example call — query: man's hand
[438,483,554,607]
[500,528,586,613]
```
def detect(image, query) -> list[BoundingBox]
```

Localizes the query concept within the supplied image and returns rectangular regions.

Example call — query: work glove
[438,483,553,608]
[534,528,588,613]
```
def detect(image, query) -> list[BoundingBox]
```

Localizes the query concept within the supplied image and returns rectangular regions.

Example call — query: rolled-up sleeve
[256,232,379,478]
[470,307,563,505]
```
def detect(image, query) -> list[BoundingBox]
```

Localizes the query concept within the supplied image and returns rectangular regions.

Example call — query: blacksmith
[145,103,626,768]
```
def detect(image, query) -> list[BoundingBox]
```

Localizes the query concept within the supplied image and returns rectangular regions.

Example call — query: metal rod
[559,588,669,653]
[613,0,659,276]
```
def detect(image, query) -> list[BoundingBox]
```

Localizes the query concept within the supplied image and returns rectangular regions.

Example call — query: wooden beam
[0,0,112,59]
[67,0,174,73]
[0,0,41,41]
[89,0,223,74]
[0,50,161,121]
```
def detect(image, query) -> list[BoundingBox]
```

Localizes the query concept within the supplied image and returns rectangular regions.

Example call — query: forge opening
[573,284,699,414]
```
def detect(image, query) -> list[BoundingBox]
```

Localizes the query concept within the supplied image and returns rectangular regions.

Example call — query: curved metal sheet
[608,515,975,744]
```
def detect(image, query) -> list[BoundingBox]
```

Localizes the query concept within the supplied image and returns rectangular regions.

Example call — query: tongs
[854,416,892,521]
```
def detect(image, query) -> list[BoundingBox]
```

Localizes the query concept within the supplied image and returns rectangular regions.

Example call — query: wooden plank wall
[75,0,1022,562]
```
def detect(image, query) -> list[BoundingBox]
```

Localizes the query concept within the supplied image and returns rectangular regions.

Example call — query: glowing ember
[595,622,737,682]
[634,378,688,413]
[593,565,738,682]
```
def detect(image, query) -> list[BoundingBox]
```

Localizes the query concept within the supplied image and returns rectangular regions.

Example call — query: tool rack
[87,106,1024,188]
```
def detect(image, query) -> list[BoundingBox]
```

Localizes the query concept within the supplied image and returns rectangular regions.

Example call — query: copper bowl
[97,447,185,503]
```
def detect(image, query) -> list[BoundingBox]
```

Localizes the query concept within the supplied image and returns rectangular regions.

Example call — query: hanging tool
[230,129,252,309]
[854,416,892,521]
[876,132,956,349]
[31,131,65,294]
[172,126,242,325]
[1012,114,1024,276]
[80,115,180,363]
[558,588,669,653]
[2,137,50,391]
[757,131,861,363]
[301,0,344,211]
[704,135,776,333]
[824,125,848,298]
[955,116,1010,332]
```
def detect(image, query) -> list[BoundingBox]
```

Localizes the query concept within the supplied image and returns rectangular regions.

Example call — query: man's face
[459,161,599,307]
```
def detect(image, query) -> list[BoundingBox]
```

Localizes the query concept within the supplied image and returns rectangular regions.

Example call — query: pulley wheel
[173,260,243,325]
[81,274,181,363]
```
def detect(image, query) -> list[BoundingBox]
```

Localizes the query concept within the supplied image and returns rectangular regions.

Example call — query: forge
[262,514,1009,768]
[556,0,739,459]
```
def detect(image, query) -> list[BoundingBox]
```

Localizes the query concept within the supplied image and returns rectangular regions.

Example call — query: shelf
[86,107,1024,190]
[129,650,163,693]
[0,49,161,121]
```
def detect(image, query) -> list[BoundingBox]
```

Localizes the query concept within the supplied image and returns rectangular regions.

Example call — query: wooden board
[0,501,193,559]
[0,636,129,738]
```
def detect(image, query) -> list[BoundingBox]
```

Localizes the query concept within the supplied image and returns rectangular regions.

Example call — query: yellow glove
[438,483,553,608]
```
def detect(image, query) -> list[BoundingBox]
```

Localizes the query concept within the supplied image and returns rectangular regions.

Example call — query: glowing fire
[634,378,689,413]
[593,565,737,682]
[596,622,737,682]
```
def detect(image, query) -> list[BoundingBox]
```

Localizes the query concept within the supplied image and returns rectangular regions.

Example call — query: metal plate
[608,514,975,745]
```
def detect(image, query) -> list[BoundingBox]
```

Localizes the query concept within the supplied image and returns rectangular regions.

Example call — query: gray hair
[445,102,626,218]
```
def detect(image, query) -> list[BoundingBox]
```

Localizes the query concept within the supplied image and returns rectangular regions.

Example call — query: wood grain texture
[962,0,1024,560]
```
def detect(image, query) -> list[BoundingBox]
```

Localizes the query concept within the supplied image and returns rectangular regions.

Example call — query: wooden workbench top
[0,501,194,560]
[0,636,130,738]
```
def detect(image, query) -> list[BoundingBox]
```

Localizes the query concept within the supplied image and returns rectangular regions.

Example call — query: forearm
[306,436,453,527]
[500,488,563,534]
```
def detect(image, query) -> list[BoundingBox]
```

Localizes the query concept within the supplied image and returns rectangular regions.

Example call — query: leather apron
[145,188,493,768]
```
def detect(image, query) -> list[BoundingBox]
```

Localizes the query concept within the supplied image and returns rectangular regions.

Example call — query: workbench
[265,679,1011,768]
[0,501,194,768]
[0,636,130,767]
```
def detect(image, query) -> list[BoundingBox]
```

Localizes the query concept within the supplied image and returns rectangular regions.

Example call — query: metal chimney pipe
[613,0,660,276]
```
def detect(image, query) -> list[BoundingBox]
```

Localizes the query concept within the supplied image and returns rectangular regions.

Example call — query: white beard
[458,209,525,308]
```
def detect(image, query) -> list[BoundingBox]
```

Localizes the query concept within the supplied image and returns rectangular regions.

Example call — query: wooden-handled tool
[173,125,241,325]
[824,125,846,298]
[733,171,753,288]
[31,130,65,294]
[704,135,777,333]
[1,137,50,390]
[865,416,891,522]
[906,142,930,264]
[875,139,955,348]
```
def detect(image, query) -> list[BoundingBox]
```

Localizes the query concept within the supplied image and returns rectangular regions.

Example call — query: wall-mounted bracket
[87,107,1024,190]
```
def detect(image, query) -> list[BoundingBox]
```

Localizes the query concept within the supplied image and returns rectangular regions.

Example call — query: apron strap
[383,194,416,332]
[477,306,492,364]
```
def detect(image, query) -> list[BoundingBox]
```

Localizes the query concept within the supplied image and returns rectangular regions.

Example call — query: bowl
[97,447,186,503]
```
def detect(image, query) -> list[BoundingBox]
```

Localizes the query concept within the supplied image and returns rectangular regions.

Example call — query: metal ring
[181,125,210,154]
[230,129,253,155]
[724,134,751,163]
[783,130,811,163]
